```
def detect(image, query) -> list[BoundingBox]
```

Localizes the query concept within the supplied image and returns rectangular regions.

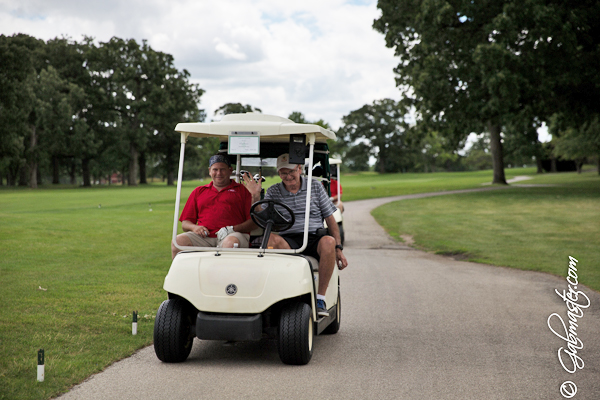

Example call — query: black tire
[278,302,314,365]
[154,298,195,363]
[338,222,345,246]
[322,288,341,334]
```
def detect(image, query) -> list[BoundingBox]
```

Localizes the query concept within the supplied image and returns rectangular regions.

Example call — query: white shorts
[182,231,250,248]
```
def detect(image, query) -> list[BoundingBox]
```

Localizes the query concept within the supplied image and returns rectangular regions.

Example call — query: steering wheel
[250,199,295,232]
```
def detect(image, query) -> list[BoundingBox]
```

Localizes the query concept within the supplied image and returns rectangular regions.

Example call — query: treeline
[368,0,600,180]
[335,98,560,174]
[0,34,204,187]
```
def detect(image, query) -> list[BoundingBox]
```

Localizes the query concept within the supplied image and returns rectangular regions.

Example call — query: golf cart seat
[303,255,319,272]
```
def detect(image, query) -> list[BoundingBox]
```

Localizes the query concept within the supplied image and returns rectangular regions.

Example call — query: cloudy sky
[1,0,403,130]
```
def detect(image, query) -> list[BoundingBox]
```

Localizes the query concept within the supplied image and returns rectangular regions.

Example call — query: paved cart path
[58,186,600,400]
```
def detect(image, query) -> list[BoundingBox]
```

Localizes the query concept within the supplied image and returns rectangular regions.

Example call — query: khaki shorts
[183,231,250,248]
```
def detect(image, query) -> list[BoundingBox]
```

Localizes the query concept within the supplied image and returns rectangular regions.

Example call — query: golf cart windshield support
[172,132,189,249]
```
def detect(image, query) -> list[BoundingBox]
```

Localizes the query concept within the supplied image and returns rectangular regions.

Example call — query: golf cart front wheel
[154,298,195,363]
[278,302,313,365]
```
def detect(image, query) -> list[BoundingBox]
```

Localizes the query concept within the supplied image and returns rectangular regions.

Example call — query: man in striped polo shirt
[265,153,348,317]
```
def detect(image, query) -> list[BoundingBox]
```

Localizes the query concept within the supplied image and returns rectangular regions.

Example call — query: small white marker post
[132,311,138,335]
[149,203,152,212]
[37,349,44,382]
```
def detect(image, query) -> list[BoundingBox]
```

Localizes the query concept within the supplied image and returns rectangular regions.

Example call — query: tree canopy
[0,34,205,187]
[374,0,600,179]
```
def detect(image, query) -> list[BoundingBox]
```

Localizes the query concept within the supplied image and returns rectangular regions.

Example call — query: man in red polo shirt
[171,154,261,258]
[330,178,344,213]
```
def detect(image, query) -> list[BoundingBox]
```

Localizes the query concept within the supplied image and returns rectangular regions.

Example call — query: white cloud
[1,0,401,130]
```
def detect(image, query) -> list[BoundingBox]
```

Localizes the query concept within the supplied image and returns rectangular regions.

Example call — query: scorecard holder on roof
[228,131,260,155]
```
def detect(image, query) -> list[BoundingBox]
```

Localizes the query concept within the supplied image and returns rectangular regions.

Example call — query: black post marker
[37,349,44,382]
[132,311,138,335]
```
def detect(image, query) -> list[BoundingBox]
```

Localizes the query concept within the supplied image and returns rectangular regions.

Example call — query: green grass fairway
[372,170,600,292]
[0,182,208,400]
[338,167,537,201]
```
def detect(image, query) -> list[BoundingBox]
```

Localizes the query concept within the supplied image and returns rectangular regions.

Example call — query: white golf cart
[153,113,341,365]
[328,158,344,245]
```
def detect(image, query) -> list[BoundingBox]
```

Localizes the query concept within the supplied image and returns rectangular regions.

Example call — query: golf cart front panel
[164,252,317,314]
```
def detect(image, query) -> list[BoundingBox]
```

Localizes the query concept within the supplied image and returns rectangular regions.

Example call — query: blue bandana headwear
[209,154,231,167]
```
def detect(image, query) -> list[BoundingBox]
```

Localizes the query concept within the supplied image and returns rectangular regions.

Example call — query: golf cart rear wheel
[278,302,313,365]
[154,298,195,363]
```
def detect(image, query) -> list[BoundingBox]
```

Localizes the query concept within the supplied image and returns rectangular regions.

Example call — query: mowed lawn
[0,166,597,399]
[0,182,205,400]
[372,169,600,292]
[339,167,538,201]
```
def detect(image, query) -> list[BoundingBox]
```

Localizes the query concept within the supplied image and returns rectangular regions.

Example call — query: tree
[337,99,412,173]
[551,115,600,174]
[214,103,261,118]
[375,0,600,182]
[287,111,348,163]
[1,34,206,187]
[31,66,86,188]
[415,129,459,173]
[344,142,370,171]
[374,0,554,183]
[147,66,206,185]
[0,34,44,186]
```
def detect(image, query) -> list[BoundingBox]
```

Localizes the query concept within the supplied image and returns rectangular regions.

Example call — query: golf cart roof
[175,113,336,142]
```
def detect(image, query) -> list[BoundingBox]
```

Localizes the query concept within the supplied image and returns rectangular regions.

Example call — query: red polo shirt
[330,179,343,197]
[179,180,251,237]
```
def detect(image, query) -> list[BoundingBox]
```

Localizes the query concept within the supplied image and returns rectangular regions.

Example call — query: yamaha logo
[225,284,237,296]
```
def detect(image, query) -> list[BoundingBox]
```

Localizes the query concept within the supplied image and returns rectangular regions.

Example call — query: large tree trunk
[534,140,544,174]
[139,151,147,184]
[7,165,16,186]
[52,156,60,184]
[19,164,28,186]
[70,160,77,185]
[536,158,544,174]
[29,126,38,189]
[167,171,175,186]
[128,142,138,186]
[82,158,91,187]
[487,121,507,184]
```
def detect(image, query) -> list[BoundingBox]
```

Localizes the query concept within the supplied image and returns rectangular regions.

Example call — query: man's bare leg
[316,235,336,296]
[171,234,193,259]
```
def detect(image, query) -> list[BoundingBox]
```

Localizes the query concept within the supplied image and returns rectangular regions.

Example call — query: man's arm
[324,214,348,270]
[232,218,258,233]
[181,220,209,236]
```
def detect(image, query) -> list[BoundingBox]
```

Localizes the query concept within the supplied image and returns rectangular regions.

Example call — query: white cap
[277,153,297,171]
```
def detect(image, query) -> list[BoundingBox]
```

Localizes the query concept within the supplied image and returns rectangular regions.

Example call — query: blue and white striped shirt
[265,176,337,234]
